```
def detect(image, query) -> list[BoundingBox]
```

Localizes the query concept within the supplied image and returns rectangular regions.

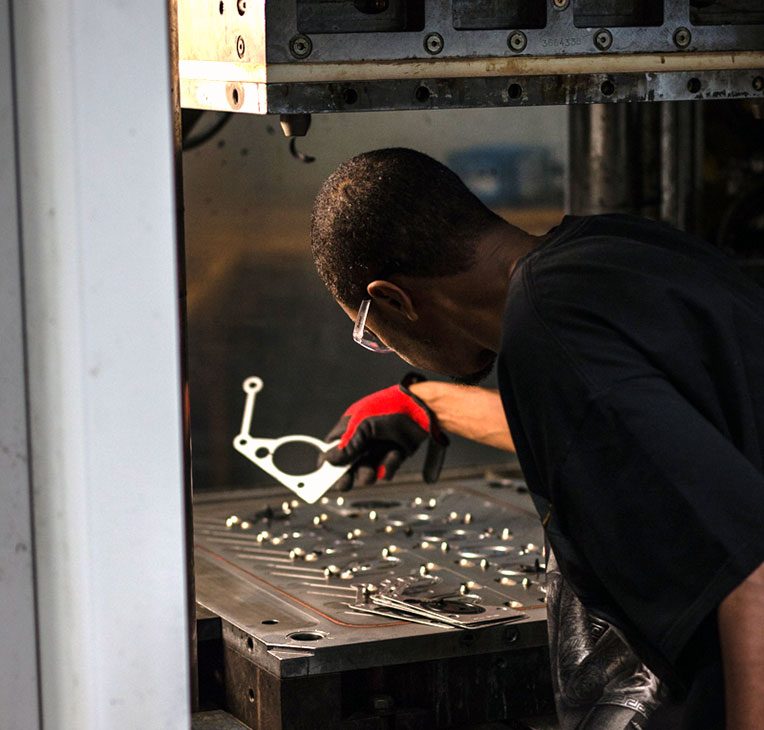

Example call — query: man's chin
[449,355,496,386]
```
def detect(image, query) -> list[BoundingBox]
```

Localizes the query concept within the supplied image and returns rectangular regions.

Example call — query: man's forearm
[408,381,515,451]
[718,559,764,730]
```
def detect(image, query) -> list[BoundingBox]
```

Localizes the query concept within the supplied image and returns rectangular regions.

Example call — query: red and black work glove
[323,373,449,492]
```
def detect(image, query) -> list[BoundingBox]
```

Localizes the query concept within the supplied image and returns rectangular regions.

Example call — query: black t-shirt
[497,214,764,727]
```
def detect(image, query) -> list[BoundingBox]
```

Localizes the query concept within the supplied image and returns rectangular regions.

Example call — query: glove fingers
[356,463,378,487]
[334,470,355,492]
[322,444,354,467]
[378,449,403,481]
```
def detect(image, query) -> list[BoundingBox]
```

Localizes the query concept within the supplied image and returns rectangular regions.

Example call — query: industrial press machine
[174,2,764,729]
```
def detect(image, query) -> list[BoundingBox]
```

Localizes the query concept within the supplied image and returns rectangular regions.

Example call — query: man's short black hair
[311,147,504,307]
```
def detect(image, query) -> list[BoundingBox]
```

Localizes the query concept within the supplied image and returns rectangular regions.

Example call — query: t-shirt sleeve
[554,373,764,664]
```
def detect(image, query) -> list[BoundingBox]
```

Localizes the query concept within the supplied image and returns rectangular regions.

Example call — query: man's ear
[367,280,418,322]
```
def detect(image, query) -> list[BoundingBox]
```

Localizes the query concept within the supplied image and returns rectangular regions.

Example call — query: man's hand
[324,373,449,491]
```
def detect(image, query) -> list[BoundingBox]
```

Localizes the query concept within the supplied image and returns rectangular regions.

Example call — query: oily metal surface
[194,474,548,677]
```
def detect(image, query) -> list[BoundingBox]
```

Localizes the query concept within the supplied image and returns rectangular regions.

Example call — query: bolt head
[508,31,527,53]
[424,33,443,55]
[594,28,612,51]
[290,34,313,59]
[673,27,691,48]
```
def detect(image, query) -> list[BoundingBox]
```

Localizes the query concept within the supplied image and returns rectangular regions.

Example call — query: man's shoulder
[530,213,718,263]
[515,212,758,312]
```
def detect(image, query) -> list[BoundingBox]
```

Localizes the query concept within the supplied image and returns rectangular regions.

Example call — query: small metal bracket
[233,377,351,504]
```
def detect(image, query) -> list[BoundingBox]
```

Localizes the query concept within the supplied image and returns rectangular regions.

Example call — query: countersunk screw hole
[687,78,701,94]
[236,36,245,58]
[237,0,246,15]
[600,80,615,96]
[415,85,431,102]
[508,83,523,100]
[255,447,269,458]
[343,88,358,104]
[248,688,255,703]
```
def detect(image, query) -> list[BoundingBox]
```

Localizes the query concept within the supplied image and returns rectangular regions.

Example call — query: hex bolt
[753,76,764,92]
[594,28,612,51]
[289,34,313,59]
[236,35,245,58]
[673,27,691,49]
[508,31,527,53]
[424,32,443,55]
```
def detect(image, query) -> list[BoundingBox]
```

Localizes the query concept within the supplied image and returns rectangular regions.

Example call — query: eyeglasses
[353,299,393,353]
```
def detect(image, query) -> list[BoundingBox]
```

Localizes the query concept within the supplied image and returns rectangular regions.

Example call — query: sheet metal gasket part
[367,576,526,628]
[352,598,524,630]
[233,376,351,504]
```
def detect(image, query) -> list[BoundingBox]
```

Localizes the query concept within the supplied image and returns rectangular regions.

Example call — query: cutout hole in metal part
[232,88,239,105]
[255,447,270,458]
[271,440,322,475]
[261,619,279,625]
[415,85,431,102]
[246,637,254,651]
[219,1,224,13]
[288,631,324,641]
[508,83,523,100]
[248,688,255,703]
[343,88,358,104]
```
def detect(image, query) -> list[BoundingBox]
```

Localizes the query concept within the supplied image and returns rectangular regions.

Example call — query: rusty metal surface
[194,474,549,678]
